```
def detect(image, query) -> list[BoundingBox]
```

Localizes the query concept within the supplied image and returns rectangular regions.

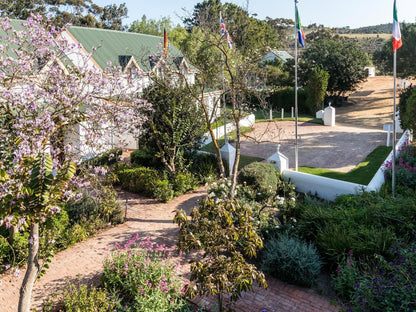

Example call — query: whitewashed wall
[201,114,255,146]
[280,130,413,201]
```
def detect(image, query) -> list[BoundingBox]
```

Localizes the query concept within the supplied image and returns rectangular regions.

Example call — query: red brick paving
[0,188,341,312]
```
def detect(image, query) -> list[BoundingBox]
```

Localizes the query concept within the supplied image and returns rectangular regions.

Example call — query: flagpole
[392,50,397,197]
[220,11,227,145]
[294,0,299,171]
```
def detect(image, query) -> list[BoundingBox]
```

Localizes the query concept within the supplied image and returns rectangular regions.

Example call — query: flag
[163,26,168,58]
[393,0,402,52]
[220,17,233,49]
[296,6,306,48]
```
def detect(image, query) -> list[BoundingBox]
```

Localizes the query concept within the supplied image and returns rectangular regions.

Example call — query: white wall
[281,130,413,201]
[201,114,255,146]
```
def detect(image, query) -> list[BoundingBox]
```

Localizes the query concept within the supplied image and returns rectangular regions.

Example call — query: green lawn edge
[299,145,392,185]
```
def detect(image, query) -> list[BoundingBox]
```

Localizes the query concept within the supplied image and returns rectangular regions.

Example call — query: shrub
[350,242,416,312]
[237,162,278,202]
[116,166,159,196]
[41,279,117,312]
[316,224,397,264]
[83,148,122,167]
[187,152,219,183]
[398,86,416,133]
[172,171,197,195]
[384,140,416,191]
[153,179,174,203]
[130,147,161,168]
[261,234,322,287]
[332,250,363,301]
[101,234,191,312]
[267,87,308,113]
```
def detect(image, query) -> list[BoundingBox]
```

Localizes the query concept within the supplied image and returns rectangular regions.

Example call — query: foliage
[350,242,416,312]
[116,166,159,197]
[83,148,122,168]
[172,172,198,195]
[0,0,129,30]
[301,38,370,96]
[187,152,220,183]
[398,87,416,133]
[41,279,117,312]
[130,147,162,169]
[332,250,364,301]
[287,192,416,266]
[237,162,278,202]
[383,140,416,191]
[153,179,174,203]
[101,234,191,312]
[0,16,147,311]
[304,67,329,115]
[267,87,308,113]
[141,81,206,175]
[261,234,322,287]
[374,23,416,77]
[184,0,279,56]
[174,183,267,312]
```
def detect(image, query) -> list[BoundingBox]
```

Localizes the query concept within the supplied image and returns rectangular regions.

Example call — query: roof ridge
[67,26,164,40]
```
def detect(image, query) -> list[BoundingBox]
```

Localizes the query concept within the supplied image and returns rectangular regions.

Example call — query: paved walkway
[0,188,340,312]
[240,121,386,172]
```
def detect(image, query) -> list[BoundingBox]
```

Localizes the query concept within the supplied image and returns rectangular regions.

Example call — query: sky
[93,0,416,29]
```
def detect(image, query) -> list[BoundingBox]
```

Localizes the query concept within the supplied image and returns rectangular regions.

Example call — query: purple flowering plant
[350,240,416,312]
[101,234,191,311]
[0,15,150,311]
[383,139,416,190]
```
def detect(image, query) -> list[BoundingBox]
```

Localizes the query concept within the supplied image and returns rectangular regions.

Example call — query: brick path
[0,188,340,312]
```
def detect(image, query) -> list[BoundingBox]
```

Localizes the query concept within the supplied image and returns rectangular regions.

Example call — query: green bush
[41,279,117,312]
[130,147,161,168]
[173,171,197,195]
[187,152,219,182]
[237,162,278,202]
[332,250,363,301]
[153,179,174,203]
[116,166,159,196]
[267,87,308,113]
[261,234,322,287]
[399,86,416,132]
[350,242,416,312]
[291,192,416,266]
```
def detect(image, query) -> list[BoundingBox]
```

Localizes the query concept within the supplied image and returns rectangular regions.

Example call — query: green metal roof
[66,26,187,72]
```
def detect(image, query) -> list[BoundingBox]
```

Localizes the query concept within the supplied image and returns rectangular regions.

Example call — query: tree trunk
[18,222,40,312]
[7,225,18,245]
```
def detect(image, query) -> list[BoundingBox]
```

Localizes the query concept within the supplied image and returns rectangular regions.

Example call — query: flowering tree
[0,16,149,312]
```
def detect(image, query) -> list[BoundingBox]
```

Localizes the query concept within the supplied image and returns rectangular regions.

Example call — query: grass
[253,109,323,125]
[299,145,392,185]
[201,126,264,170]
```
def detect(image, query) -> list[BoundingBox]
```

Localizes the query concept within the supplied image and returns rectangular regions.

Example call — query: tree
[301,38,370,97]
[304,67,329,114]
[174,184,266,312]
[374,23,416,77]
[141,78,206,176]
[184,0,280,56]
[0,16,148,312]
[0,0,129,30]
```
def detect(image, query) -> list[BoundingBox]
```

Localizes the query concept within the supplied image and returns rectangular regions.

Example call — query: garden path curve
[0,188,340,312]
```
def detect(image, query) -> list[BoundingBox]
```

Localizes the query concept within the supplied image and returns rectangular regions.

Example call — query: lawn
[201,126,264,170]
[253,109,323,125]
[299,145,392,185]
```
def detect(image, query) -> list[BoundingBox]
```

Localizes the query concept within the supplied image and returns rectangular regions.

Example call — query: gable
[66,26,193,73]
